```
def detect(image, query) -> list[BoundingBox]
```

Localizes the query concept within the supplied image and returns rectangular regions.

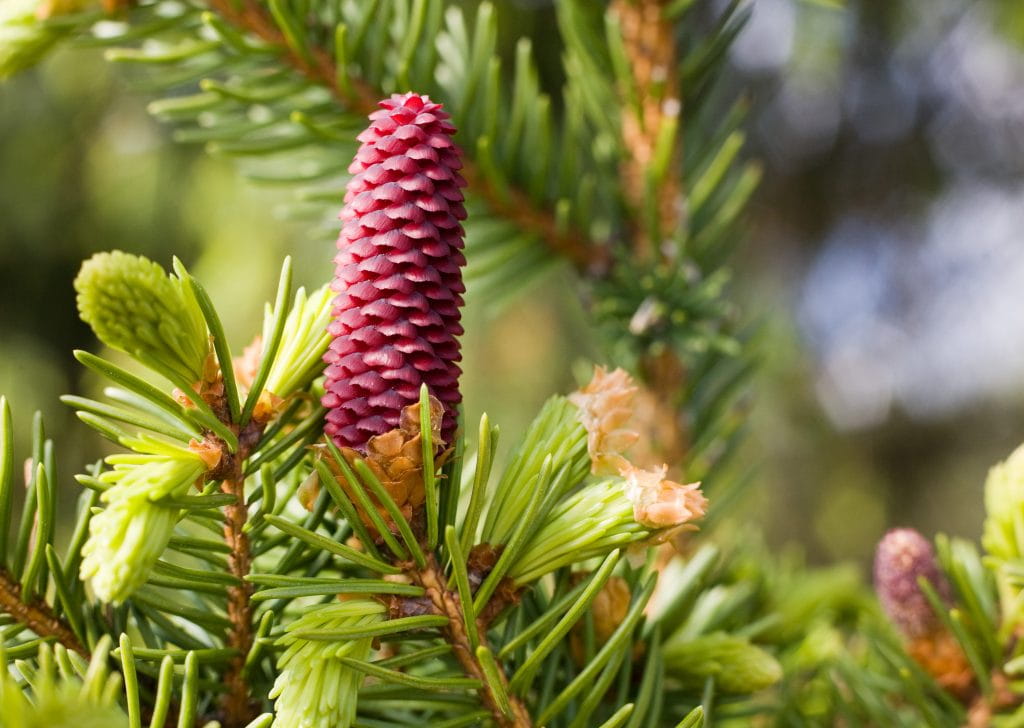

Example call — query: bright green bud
[764,563,864,643]
[511,465,705,585]
[789,621,844,670]
[983,443,1024,561]
[482,367,662,548]
[81,494,177,604]
[663,632,783,694]
[481,395,590,546]
[80,448,207,603]
[510,478,645,585]
[0,676,129,728]
[982,443,1024,628]
[0,639,128,728]
[270,600,385,728]
[263,284,333,400]
[0,0,59,80]
[75,251,209,385]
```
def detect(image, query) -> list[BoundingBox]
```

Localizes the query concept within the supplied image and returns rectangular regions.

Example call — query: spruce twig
[611,0,684,259]
[611,0,691,469]
[211,410,269,725]
[221,475,257,726]
[199,355,268,726]
[414,554,533,728]
[201,0,595,270]
[0,566,88,658]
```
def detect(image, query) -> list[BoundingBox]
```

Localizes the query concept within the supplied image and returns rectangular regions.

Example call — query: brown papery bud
[622,463,706,532]
[321,396,448,536]
[906,630,974,700]
[569,366,640,475]
[570,576,631,664]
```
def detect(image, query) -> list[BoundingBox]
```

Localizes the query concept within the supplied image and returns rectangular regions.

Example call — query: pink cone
[873,528,951,639]
[323,93,466,450]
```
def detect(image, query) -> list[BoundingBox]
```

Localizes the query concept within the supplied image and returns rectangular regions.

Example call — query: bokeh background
[2,0,1023,568]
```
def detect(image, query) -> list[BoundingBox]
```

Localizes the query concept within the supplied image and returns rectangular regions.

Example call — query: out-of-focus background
[2,0,1023,566]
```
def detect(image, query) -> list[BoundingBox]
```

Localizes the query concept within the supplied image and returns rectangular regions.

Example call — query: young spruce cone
[323,92,466,451]
[874,528,951,639]
[874,528,973,697]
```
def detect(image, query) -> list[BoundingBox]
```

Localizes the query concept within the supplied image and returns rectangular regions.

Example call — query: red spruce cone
[873,528,951,639]
[874,528,974,697]
[323,93,466,451]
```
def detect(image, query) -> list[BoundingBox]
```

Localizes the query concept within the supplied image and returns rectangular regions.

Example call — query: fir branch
[0,566,87,658]
[201,0,595,270]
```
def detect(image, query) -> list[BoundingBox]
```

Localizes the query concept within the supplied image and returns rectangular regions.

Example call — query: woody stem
[0,567,87,658]
[220,474,256,727]
[413,555,533,728]
[211,405,264,726]
[612,0,692,468]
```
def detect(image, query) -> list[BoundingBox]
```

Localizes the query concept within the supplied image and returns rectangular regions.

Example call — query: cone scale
[323,93,466,451]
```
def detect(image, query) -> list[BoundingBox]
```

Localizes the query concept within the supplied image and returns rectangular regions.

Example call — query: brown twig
[610,0,693,470]
[195,363,264,727]
[203,414,267,728]
[611,0,684,260]
[220,474,257,727]
[0,567,87,658]
[202,0,594,271]
[412,554,533,728]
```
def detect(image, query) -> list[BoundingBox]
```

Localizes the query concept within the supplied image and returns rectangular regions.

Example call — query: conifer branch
[208,415,266,726]
[612,0,683,260]
[0,566,88,658]
[201,368,266,727]
[221,475,258,727]
[202,0,595,271]
[413,554,532,728]
[0,3,789,725]
[611,0,691,469]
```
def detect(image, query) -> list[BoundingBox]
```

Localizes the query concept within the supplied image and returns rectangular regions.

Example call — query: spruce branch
[201,0,594,270]
[413,553,533,728]
[610,0,684,259]
[305,364,708,726]
[35,0,751,495]
[609,0,691,471]
[0,5,794,724]
[221,471,258,725]
[0,567,88,658]
[67,252,344,726]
